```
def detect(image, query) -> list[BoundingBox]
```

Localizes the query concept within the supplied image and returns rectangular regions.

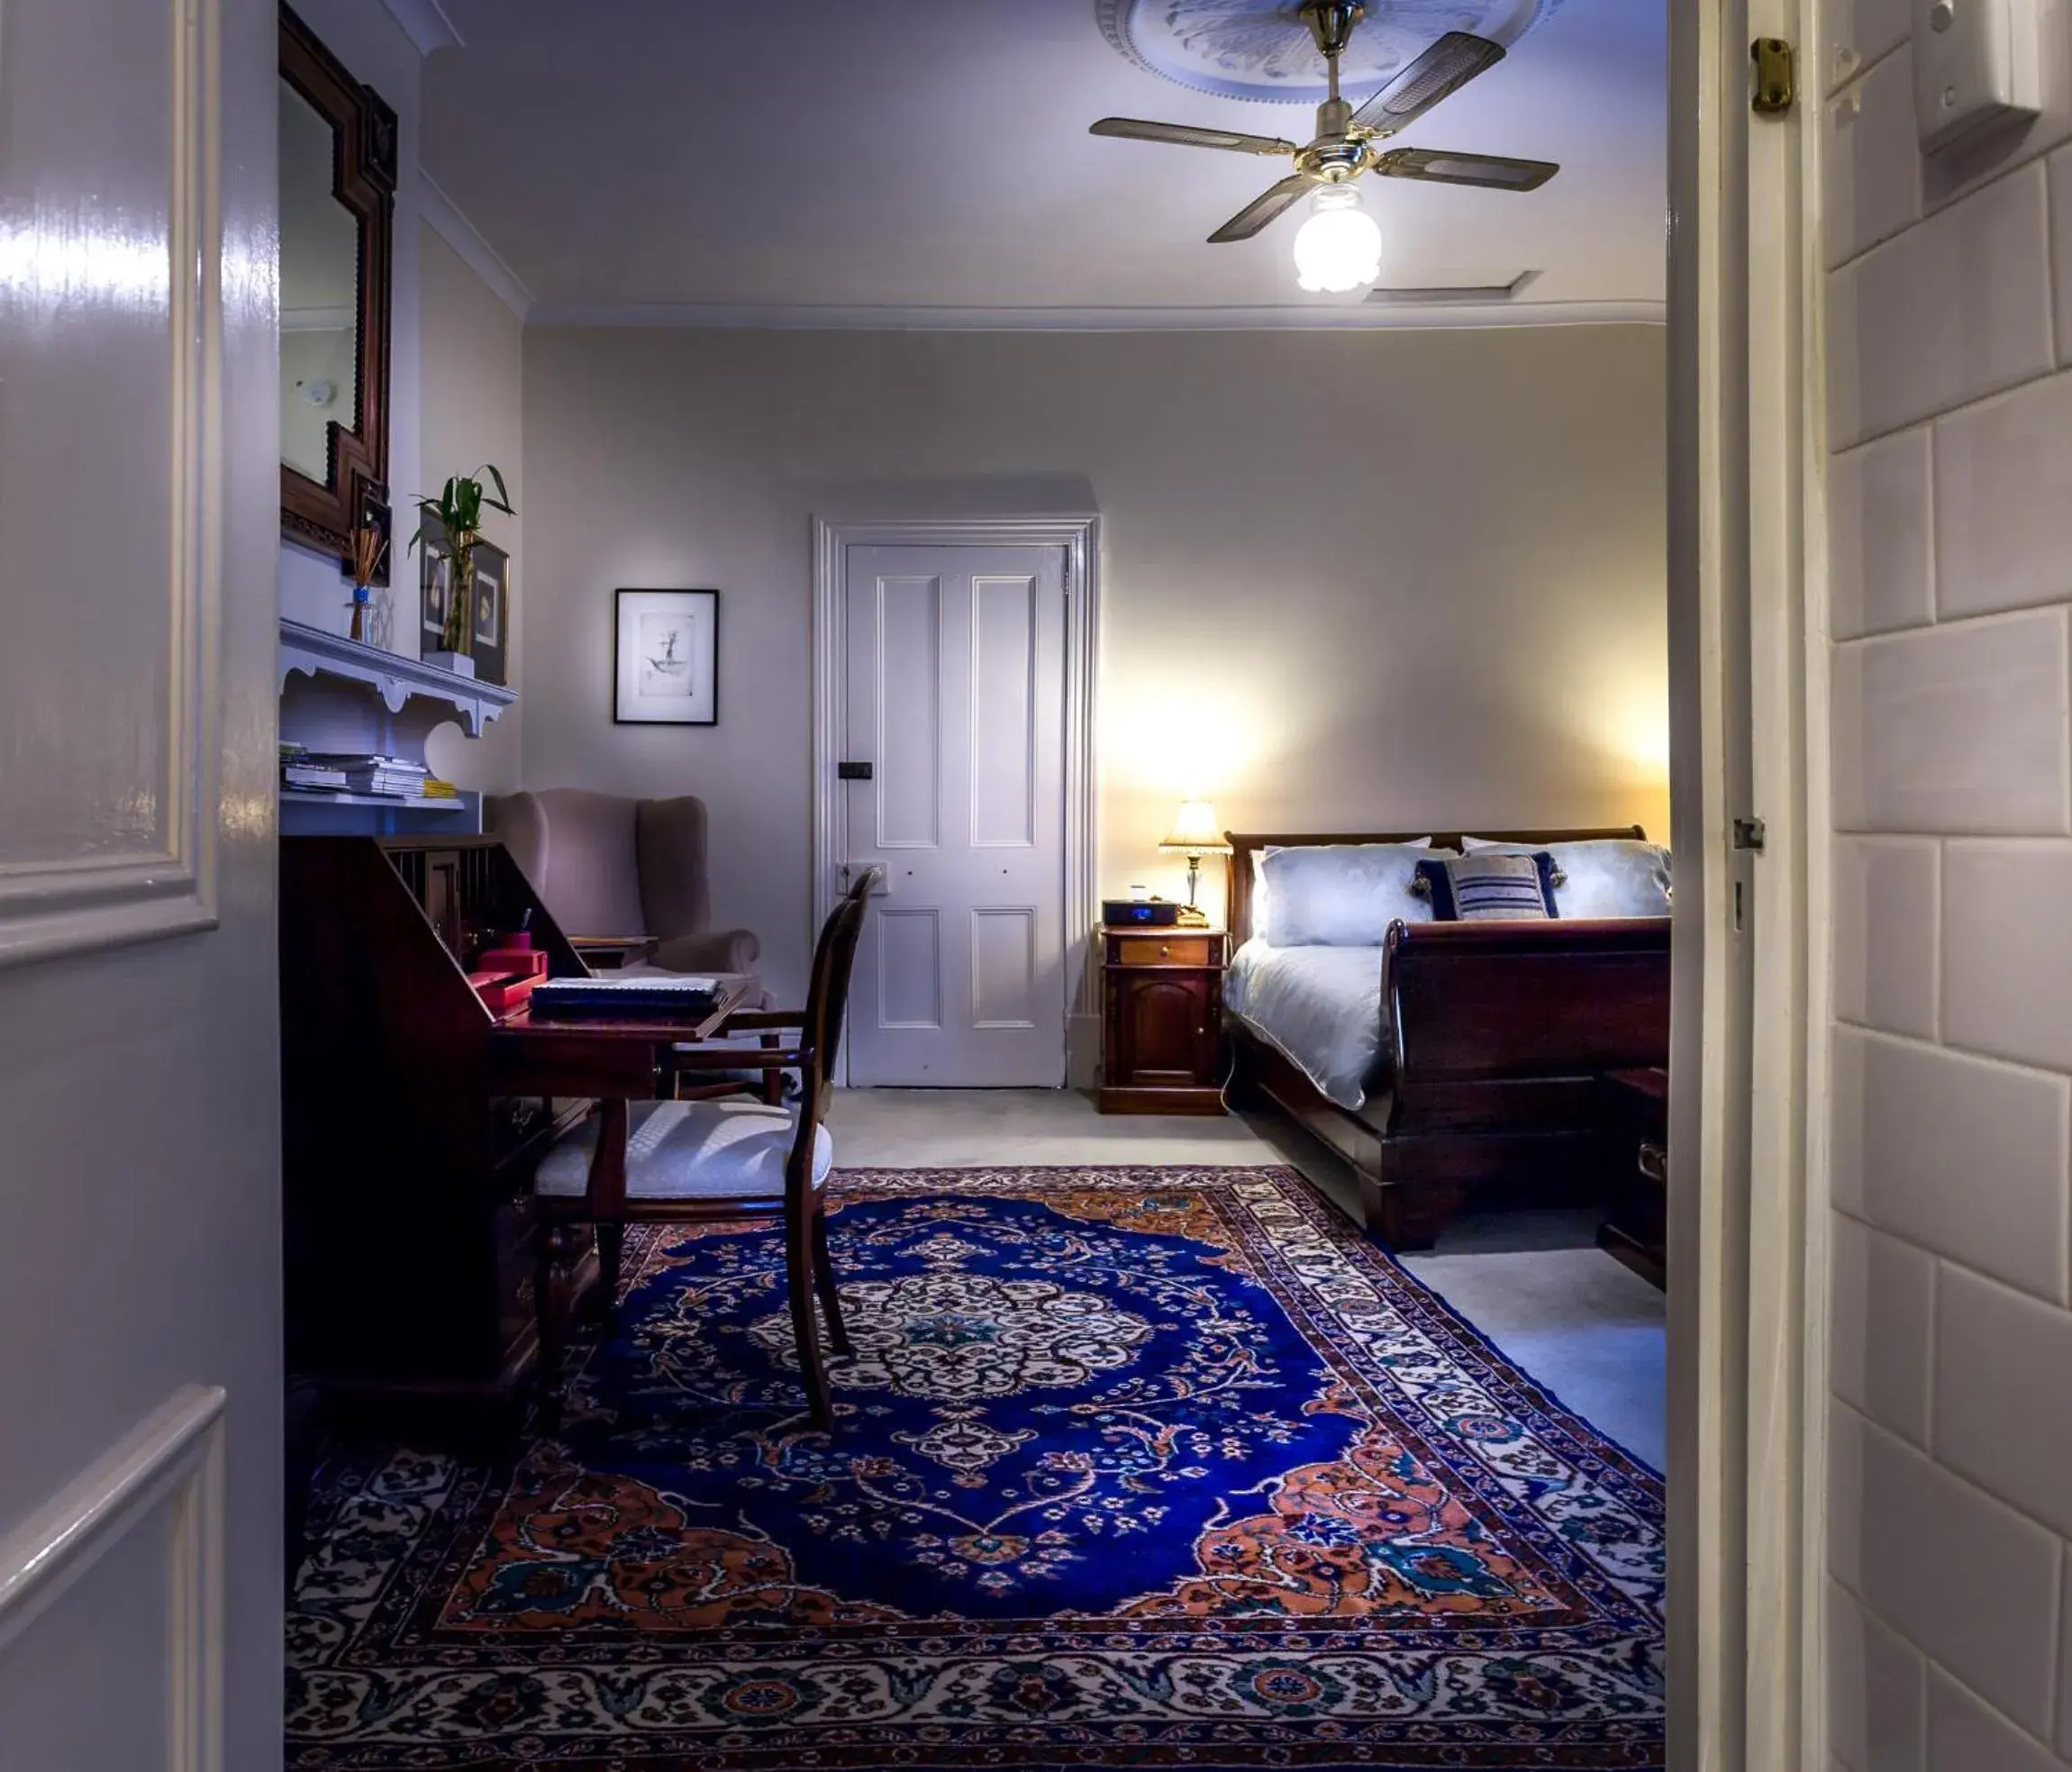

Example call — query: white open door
[0,0,284,1767]
[840,542,1069,1087]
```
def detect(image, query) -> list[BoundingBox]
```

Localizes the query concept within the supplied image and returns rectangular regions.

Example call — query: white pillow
[1461,837,1672,919]
[1259,841,1437,946]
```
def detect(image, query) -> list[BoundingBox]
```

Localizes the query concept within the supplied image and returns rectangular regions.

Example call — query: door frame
[1668,0,1828,1764]
[811,514,1102,1089]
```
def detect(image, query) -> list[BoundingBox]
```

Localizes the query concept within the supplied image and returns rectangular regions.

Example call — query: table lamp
[1159,800,1233,928]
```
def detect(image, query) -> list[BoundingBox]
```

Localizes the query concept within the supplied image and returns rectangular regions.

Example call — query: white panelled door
[843,544,1068,1086]
[0,0,281,1766]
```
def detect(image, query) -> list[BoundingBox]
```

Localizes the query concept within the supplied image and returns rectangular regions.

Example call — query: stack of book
[279,748,456,802]
[279,742,349,792]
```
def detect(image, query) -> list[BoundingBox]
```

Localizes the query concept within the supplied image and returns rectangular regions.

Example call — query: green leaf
[480,463,512,511]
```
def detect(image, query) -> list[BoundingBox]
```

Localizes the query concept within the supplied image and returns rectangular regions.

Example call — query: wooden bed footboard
[1375,917,1671,1245]
[1221,827,1670,1249]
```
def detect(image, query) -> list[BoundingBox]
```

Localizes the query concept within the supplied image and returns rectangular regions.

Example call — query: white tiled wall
[1825,2,2072,1764]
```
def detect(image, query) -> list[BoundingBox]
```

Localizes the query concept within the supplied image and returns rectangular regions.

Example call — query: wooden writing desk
[488,976,755,1095]
[282,834,759,1416]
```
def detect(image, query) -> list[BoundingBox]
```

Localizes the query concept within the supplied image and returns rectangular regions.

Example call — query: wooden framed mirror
[279,5,396,564]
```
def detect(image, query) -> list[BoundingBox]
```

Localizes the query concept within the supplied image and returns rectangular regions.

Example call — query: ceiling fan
[1089,0,1558,290]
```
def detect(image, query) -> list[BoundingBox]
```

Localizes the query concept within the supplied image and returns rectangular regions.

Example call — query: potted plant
[410,465,513,674]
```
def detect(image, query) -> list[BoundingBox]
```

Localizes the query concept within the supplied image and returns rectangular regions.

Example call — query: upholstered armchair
[486,789,760,977]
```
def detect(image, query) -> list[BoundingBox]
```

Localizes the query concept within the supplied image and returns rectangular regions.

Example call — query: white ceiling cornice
[522,299,1667,333]
[419,171,532,321]
[379,0,462,56]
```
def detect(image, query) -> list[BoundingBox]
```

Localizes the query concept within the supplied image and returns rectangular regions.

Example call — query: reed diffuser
[348,523,387,644]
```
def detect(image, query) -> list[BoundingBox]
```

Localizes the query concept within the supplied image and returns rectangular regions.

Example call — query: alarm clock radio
[1103,897,1181,927]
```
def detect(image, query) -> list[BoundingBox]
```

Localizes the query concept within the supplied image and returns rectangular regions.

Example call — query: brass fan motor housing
[1301,0,1367,60]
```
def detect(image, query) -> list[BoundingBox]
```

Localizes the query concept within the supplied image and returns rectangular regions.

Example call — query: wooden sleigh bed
[1222,828,1671,1249]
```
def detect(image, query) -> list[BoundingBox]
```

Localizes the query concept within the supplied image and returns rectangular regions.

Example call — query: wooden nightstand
[1097,925,1227,1114]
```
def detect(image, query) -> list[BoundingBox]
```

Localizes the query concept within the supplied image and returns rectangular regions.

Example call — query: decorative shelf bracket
[278,617,515,737]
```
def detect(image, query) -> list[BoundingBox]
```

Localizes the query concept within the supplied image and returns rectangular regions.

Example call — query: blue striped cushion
[1413,852,1559,922]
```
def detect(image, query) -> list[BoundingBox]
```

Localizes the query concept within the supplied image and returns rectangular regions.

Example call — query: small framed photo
[470,541,508,686]
[418,516,453,652]
[614,588,718,724]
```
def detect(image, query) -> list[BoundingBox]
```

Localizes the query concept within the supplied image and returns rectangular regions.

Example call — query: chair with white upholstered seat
[531,874,872,1431]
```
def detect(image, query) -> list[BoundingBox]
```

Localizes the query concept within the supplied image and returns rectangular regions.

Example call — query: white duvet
[1223,939,1389,1111]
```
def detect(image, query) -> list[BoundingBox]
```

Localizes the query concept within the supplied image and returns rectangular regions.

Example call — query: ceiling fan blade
[1350,32,1505,138]
[1370,146,1559,191]
[1208,174,1316,243]
[1089,117,1298,156]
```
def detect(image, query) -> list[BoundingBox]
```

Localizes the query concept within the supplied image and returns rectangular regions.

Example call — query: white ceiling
[422,0,1666,328]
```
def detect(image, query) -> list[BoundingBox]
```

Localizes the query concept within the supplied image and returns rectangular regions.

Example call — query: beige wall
[420,223,525,793]
[1822,6,2072,1769]
[520,323,1668,997]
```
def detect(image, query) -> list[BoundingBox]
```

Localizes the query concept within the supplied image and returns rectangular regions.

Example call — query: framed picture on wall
[418,529,452,652]
[613,588,718,724]
[470,541,508,686]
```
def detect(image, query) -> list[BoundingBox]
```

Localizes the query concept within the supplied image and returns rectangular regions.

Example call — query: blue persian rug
[287,1168,1664,1769]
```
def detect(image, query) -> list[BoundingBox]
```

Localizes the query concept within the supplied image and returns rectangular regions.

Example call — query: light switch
[1913,0,2040,153]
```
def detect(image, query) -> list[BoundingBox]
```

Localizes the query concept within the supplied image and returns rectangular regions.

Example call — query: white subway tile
[1833,836,1940,1038]
[1826,50,1923,268]
[1926,1667,2064,1772]
[1828,164,2053,447]
[1945,842,2072,1069]
[1831,1213,1936,1444]
[1831,612,2070,835]
[1835,1031,2069,1301]
[1830,1579,1928,1771]
[1822,0,1911,94]
[1830,427,1934,641]
[1934,1263,2072,1538]
[1841,1415,2062,1738]
[1936,372,2072,618]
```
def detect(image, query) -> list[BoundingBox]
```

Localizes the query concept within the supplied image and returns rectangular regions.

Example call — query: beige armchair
[486,789,760,977]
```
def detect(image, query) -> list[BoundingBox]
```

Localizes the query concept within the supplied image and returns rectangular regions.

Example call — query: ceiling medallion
[1096,0,1564,103]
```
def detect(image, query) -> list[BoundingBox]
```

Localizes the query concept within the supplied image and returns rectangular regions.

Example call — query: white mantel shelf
[278,617,515,737]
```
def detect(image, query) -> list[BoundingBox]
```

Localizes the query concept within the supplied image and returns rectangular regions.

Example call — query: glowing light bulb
[1292,183,1381,293]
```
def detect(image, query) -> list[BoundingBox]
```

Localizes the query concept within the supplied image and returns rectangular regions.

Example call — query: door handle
[837,759,873,780]
[841,863,889,896]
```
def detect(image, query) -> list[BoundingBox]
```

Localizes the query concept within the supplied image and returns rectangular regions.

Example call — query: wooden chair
[531,875,872,1430]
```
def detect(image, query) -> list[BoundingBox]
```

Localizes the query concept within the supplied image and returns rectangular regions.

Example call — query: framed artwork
[470,541,508,686]
[614,588,718,724]
[417,514,453,655]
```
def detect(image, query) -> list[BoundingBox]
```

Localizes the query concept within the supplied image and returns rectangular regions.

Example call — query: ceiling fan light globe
[1292,186,1381,293]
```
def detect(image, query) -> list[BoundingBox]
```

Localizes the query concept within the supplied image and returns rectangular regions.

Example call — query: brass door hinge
[1751,37,1796,114]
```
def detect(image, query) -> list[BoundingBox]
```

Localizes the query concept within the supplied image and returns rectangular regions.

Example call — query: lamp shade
[1159,801,1232,853]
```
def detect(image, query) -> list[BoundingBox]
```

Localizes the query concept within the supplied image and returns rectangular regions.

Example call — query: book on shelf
[299,752,425,771]
[283,766,350,790]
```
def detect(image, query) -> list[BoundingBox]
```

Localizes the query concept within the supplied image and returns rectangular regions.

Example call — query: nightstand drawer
[1107,933,1219,968]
